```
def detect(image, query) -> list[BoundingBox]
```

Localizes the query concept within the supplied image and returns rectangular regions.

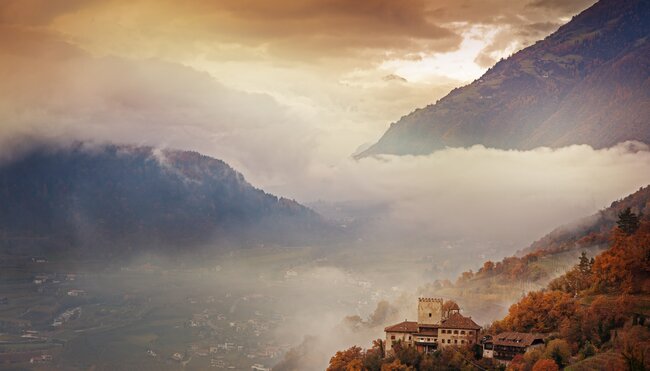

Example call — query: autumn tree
[363,339,385,371]
[618,325,650,371]
[494,291,577,332]
[549,251,593,295]
[380,359,412,371]
[507,354,526,371]
[579,341,596,359]
[592,222,650,293]
[391,342,422,369]
[532,359,559,371]
[328,346,365,371]
[480,260,495,276]
[523,349,543,370]
[544,339,571,368]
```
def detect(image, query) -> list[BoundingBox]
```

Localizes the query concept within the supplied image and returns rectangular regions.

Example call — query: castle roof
[440,313,481,330]
[445,302,460,311]
[384,321,419,333]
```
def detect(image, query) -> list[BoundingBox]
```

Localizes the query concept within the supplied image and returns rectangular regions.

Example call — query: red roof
[492,332,545,347]
[440,313,481,330]
[384,321,419,333]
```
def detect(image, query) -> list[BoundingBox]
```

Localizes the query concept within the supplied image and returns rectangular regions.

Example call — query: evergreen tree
[617,208,640,235]
[578,251,591,274]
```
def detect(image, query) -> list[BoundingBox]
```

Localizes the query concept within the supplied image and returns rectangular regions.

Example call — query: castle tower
[417,297,443,326]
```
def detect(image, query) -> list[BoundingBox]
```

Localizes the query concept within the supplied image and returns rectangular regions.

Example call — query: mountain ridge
[0,142,335,256]
[358,0,650,158]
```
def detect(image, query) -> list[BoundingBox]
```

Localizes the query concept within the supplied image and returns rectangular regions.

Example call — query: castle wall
[385,331,414,352]
[438,327,479,347]
[417,298,442,326]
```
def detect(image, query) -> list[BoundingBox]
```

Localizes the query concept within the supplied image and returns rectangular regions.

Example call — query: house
[384,298,481,353]
[482,332,545,363]
[29,354,52,364]
[33,274,51,284]
[67,289,86,297]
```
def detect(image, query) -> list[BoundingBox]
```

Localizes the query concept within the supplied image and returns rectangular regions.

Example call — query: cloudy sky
[1,0,596,173]
[5,0,650,248]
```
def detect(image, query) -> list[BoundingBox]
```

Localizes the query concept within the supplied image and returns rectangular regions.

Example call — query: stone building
[482,332,545,363]
[384,298,481,353]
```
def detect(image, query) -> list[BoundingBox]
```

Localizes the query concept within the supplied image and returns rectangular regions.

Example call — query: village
[0,249,399,371]
[0,255,305,370]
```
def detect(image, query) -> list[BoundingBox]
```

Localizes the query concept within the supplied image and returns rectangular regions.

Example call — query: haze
[2,1,650,370]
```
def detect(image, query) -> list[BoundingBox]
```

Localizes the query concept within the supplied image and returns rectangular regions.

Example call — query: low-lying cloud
[298,143,650,250]
[1,20,649,258]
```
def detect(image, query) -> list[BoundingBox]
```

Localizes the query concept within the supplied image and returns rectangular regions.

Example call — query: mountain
[521,185,650,256]
[462,185,649,285]
[0,143,334,255]
[489,214,650,370]
[421,185,650,326]
[325,188,650,370]
[358,0,650,158]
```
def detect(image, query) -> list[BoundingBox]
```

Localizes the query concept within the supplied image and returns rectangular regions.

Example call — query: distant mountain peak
[357,0,650,158]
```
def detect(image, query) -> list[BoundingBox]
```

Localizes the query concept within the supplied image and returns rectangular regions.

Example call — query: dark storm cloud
[0,0,596,65]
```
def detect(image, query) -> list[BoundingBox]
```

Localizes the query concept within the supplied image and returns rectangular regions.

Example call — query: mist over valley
[1,0,649,370]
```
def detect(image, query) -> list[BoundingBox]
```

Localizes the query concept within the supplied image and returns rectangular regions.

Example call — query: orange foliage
[380,359,412,371]
[532,359,559,371]
[591,223,650,293]
[495,290,577,332]
[327,346,364,371]
[506,354,526,371]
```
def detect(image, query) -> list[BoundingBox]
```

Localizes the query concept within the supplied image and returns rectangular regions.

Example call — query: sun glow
[380,25,503,84]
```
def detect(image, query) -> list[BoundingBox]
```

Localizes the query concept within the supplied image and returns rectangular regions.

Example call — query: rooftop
[491,332,545,347]
[384,321,419,333]
[439,313,481,330]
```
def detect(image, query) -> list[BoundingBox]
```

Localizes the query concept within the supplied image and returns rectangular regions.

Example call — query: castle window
[408,336,411,340]
[469,331,473,335]
[461,340,465,344]
[454,340,458,344]
[454,330,458,334]
[429,313,432,317]
[461,331,466,335]
[391,335,395,340]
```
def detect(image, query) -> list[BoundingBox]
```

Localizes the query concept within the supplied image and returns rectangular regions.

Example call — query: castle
[384,298,481,353]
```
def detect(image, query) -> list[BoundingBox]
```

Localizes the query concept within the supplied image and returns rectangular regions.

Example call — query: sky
[0,0,597,172]
[4,0,650,248]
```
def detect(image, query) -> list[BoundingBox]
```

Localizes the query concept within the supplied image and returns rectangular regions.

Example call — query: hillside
[489,215,650,370]
[428,186,650,308]
[522,185,650,256]
[358,0,650,158]
[325,199,650,370]
[0,143,334,255]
